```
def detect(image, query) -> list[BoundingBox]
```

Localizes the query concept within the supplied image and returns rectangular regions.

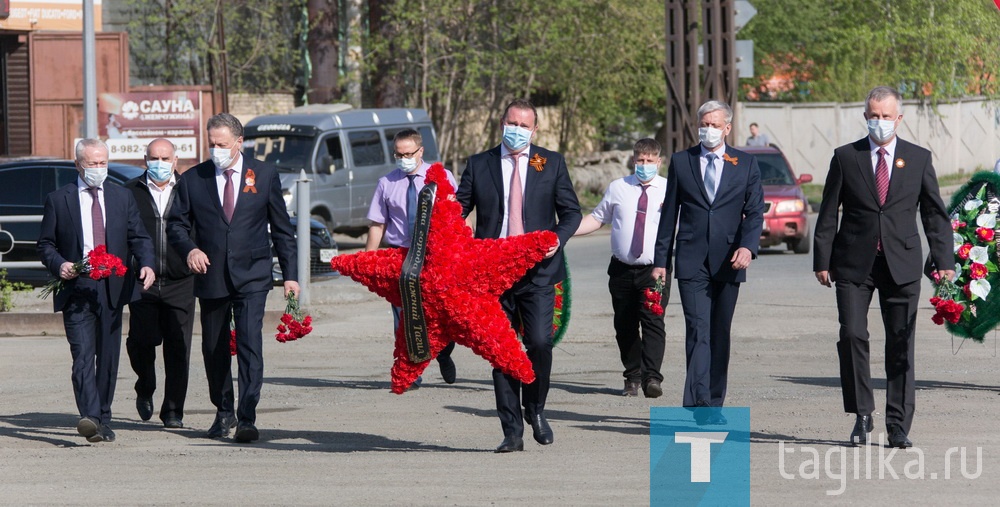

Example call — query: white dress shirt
[590,174,668,265]
[146,174,177,217]
[215,153,245,208]
[77,176,105,256]
[498,144,529,238]
[700,143,727,197]
[868,136,897,180]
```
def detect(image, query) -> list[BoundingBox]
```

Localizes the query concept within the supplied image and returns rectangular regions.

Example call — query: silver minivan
[242,105,440,237]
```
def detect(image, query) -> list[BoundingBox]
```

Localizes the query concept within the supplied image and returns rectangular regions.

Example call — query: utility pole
[82,0,97,138]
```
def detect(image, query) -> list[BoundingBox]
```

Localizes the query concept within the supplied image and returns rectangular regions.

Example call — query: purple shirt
[367,162,457,247]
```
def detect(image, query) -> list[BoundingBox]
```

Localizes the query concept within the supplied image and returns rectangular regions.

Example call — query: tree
[740,0,1000,102]
[307,0,340,104]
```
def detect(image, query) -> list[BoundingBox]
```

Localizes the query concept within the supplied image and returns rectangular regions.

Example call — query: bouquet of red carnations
[643,277,666,317]
[276,291,312,342]
[39,245,127,299]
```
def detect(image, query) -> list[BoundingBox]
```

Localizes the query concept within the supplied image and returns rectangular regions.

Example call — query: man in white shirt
[124,139,195,429]
[575,138,669,398]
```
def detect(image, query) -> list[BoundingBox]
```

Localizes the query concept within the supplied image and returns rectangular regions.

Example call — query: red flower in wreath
[957,243,973,260]
[330,164,557,393]
[969,262,988,280]
[976,227,994,242]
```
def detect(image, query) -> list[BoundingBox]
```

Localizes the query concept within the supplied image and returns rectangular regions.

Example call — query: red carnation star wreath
[330,163,558,393]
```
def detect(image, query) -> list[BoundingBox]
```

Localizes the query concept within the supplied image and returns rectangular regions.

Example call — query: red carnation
[976,227,994,242]
[970,263,988,280]
[275,292,312,343]
[957,243,973,260]
[39,245,128,299]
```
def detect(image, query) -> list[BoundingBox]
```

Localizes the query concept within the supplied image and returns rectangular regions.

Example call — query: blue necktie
[704,153,717,203]
[406,174,417,233]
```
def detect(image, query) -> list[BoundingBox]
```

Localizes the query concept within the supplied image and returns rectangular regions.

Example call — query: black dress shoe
[887,424,913,449]
[234,423,260,443]
[643,379,663,398]
[136,396,154,422]
[693,401,712,426]
[77,416,100,439]
[495,435,524,453]
[850,414,874,446]
[438,354,457,384]
[524,413,554,445]
[206,414,237,439]
[622,380,640,397]
[707,410,728,426]
[163,418,184,429]
[88,424,115,443]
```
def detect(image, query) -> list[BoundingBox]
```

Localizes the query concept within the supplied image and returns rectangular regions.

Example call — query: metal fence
[0,215,44,269]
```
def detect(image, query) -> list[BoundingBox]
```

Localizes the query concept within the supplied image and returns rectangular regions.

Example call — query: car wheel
[790,237,810,254]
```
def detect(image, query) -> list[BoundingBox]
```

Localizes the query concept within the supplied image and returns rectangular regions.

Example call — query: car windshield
[244,135,316,172]
[756,154,795,185]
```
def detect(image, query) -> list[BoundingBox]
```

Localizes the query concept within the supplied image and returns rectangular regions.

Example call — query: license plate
[320,249,337,262]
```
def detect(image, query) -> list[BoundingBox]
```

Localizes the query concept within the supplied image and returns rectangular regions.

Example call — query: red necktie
[223,169,236,222]
[875,148,889,206]
[88,187,105,246]
[629,185,649,259]
[507,153,524,236]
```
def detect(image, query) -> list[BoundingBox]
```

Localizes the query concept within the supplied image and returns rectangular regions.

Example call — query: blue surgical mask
[147,160,174,182]
[502,125,532,151]
[635,163,658,182]
[396,156,419,173]
[867,118,896,143]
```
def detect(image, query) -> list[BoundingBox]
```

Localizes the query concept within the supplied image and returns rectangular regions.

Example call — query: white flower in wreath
[976,213,997,228]
[954,233,964,251]
[970,279,991,300]
[969,245,990,264]
[966,198,984,211]
[955,263,963,280]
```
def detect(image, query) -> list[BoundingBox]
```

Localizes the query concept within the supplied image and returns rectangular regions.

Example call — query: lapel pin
[243,168,258,193]
[895,158,905,169]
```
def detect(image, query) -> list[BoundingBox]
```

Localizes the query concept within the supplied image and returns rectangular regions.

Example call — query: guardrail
[0,215,44,268]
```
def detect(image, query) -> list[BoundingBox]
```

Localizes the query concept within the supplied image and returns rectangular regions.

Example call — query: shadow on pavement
[773,375,1000,392]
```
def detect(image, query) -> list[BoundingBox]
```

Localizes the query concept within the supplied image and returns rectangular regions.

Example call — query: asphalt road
[1,224,999,505]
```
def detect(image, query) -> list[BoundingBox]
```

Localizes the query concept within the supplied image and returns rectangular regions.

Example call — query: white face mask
[82,166,108,188]
[211,146,236,168]
[699,126,725,149]
[867,118,896,144]
[397,156,419,173]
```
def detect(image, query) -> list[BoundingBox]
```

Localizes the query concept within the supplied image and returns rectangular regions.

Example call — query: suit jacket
[653,145,765,283]
[456,144,582,285]
[124,175,192,282]
[813,137,952,285]
[166,157,297,299]
[37,180,155,312]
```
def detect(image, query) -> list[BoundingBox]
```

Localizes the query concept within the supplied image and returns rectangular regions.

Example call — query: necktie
[88,187,105,246]
[507,153,524,236]
[704,153,717,203]
[875,147,889,206]
[406,174,417,234]
[223,168,236,222]
[629,185,649,260]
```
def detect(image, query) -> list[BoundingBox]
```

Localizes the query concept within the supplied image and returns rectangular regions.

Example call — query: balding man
[124,139,195,429]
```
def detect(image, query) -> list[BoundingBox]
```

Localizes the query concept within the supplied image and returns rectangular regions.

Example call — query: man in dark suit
[167,113,298,443]
[124,138,195,429]
[813,86,953,448]
[456,99,582,453]
[653,100,765,425]
[37,139,156,443]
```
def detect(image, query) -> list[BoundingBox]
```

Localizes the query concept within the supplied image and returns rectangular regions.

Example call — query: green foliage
[368,0,665,160]
[740,0,1000,102]
[0,269,32,312]
[124,0,307,93]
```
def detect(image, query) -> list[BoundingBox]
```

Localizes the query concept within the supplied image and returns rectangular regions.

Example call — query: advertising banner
[94,91,201,163]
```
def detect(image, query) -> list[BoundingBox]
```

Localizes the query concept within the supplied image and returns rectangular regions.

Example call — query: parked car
[271,216,339,284]
[739,146,813,254]
[0,159,144,284]
[243,105,441,237]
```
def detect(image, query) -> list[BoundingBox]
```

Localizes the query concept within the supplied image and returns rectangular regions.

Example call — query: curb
[0,310,286,338]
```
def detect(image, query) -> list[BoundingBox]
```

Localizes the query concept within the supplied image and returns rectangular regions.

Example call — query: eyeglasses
[393,148,422,159]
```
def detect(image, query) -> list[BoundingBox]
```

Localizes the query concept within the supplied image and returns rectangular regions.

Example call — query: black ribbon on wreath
[399,182,437,363]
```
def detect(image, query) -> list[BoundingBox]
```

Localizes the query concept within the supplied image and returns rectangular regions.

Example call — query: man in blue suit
[456,99,582,453]
[38,139,156,443]
[167,113,298,443]
[653,100,764,424]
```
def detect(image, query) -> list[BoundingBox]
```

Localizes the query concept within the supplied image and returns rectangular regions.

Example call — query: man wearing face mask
[37,139,156,443]
[167,113,298,443]
[574,138,669,398]
[813,86,953,449]
[123,139,195,429]
[366,129,458,386]
[456,98,582,453]
[652,100,764,425]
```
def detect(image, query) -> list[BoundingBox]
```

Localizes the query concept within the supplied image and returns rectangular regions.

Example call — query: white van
[243,104,440,236]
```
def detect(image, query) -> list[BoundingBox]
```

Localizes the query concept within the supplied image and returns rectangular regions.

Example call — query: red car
[740,146,813,254]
